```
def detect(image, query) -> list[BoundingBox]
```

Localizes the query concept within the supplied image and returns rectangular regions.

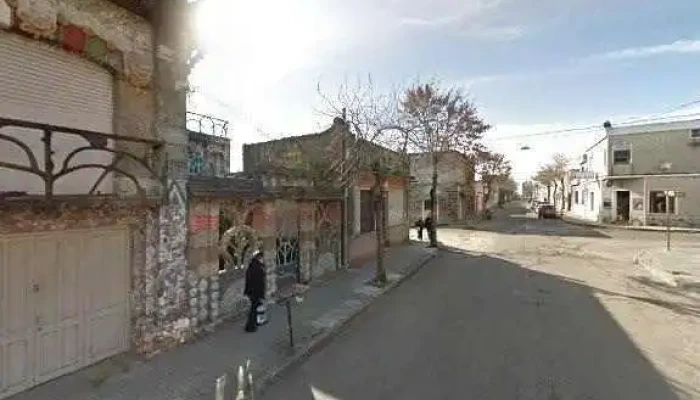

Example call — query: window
[574,191,579,204]
[649,191,677,214]
[691,129,700,138]
[360,190,375,233]
[590,193,594,211]
[613,149,631,164]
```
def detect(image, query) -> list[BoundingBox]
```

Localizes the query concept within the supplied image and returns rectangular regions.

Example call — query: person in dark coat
[424,215,435,243]
[415,219,424,240]
[244,251,267,332]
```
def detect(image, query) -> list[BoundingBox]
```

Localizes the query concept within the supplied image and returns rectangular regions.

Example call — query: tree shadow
[261,251,685,400]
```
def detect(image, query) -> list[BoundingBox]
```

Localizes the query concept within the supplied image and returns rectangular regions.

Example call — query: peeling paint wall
[188,196,342,321]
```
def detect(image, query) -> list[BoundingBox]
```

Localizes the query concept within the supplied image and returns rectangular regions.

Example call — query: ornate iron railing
[0,117,166,202]
[187,112,229,137]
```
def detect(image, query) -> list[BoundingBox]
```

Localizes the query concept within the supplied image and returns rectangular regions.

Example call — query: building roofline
[608,118,700,136]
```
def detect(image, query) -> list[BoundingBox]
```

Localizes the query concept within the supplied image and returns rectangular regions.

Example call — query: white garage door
[0,31,114,196]
[0,229,130,399]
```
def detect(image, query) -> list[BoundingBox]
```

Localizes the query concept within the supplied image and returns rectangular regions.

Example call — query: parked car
[538,204,558,219]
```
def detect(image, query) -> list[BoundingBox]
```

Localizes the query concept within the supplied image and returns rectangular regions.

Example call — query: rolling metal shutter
[0,32,114,195]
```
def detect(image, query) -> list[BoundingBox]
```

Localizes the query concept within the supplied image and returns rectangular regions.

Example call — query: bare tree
[399,82,489,247]
[477,151,512,211]
[316,77,405,285]
[533,166,556,204]
[521,180,535,202]
[550,153,570,212]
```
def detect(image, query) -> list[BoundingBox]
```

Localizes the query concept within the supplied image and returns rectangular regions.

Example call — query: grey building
[568,119,700,227]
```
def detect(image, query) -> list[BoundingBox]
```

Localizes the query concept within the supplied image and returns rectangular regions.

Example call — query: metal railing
[0,117,166,202]
[187,112,230,137]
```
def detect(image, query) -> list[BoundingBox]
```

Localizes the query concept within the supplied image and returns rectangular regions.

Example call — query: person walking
[244,251,266,333]
[415,219,425,241]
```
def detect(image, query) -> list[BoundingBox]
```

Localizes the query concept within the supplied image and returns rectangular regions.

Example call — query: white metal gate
[0,228,130,399]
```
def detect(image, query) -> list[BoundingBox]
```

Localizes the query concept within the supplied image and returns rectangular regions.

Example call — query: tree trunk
[546,184,552,203]
[553,182,559,209]
[373,166,387,285]
[560,178,566,212]
[428,154,439,247]
[482,181,491,210]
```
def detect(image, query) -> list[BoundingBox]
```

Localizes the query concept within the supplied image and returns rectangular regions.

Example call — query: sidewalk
[10,244,436,400]
[633,248,700,294]
[563,215,700,234]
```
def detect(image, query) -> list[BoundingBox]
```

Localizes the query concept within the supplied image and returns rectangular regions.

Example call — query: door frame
[614,190,631,222]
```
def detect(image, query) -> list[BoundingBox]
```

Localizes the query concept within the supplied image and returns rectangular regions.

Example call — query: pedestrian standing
[244,251,266,333]
[415,219,424,240]
[424,215,434,244]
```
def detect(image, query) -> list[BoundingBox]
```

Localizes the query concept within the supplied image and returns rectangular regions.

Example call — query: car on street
[538,204,558,219]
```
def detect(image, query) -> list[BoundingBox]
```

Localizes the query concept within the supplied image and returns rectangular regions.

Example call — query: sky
[188,0,700,181]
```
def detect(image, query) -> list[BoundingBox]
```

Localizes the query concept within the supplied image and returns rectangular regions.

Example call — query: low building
[568,119,700,227]
[408,151,475,224]
[242,118,410,266]
[187,112,231,177]
[475,180,501,213]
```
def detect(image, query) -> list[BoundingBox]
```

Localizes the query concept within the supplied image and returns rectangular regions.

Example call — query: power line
[488,111,700,142]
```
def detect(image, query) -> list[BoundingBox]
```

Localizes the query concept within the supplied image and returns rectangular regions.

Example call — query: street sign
[570,171,597,180]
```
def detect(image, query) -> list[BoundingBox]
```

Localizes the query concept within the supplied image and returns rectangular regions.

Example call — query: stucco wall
[611,130,700,176]
[568,180,606,222]
[613,176,700,227]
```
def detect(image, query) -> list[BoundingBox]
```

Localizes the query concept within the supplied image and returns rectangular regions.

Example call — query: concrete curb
[562,216,700,234]
[252,249,438,398]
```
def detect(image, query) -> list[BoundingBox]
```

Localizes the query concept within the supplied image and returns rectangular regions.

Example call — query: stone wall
[188,196,342,322]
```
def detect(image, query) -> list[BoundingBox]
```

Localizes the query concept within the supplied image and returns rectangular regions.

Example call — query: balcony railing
[187,112,230,137]
[0,117,166,203]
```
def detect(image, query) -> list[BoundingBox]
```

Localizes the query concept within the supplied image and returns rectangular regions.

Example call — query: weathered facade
[187,175,342,321]
[408,151,475,224]
[242,118,410,266]
[0,0,201,398]
[567,119,700,227]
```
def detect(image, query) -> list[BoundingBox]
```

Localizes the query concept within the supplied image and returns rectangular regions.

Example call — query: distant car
[538,205,558,219]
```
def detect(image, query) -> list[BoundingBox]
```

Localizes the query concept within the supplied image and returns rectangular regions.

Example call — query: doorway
[616,191,630,223]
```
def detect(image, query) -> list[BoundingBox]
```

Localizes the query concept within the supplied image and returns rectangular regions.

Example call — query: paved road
[261,205,700,400]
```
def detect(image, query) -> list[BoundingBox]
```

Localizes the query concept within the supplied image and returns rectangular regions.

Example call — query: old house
[183,112,345,319]
[242,118,411,266]
[567,119,700,227]
[409,151,476,224]
[0,0,213,397]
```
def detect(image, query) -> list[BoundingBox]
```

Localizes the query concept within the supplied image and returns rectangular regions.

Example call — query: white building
[567,119,700,227]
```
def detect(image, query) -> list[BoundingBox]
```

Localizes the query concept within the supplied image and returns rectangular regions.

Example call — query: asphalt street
[261,205,699,400]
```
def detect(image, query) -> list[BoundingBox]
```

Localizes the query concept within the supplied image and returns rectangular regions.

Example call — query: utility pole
[665,191,675,251]
[340,108,348,269]
[373,161,387,285]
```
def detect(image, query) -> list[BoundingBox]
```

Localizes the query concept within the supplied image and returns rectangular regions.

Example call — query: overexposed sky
[189,0,700,178]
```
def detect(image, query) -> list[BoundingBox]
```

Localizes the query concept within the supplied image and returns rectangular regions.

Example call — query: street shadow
[629,276,700,302]
[262,250,685,400]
